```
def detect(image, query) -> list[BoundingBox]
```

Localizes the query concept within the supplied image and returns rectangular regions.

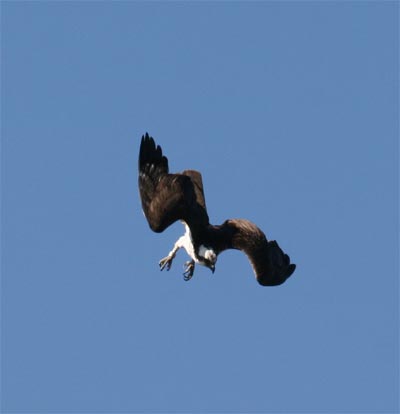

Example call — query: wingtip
[256,247,296,287]
[141,132,153,143]
[140,132,157,153]
[138,132,169,175]
[286,263,296,279]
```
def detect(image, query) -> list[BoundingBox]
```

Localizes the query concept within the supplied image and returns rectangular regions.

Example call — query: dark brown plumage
[138,133,296,286]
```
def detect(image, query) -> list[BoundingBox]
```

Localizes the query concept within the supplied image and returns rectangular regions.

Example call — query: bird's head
[203,247,217,273]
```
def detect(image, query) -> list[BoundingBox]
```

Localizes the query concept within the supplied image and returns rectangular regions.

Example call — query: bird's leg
[159,247,177,271]
[159,236,185,271]
[183,260,195,281]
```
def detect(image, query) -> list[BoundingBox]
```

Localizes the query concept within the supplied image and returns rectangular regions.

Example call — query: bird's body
[138,133,296,286]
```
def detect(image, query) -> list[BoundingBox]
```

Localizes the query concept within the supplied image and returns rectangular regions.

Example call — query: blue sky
[2,1,398,413]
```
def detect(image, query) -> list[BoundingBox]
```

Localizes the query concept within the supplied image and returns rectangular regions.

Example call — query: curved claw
[183,272,193,282]
[159,256,173,271]
[183,260,195,281]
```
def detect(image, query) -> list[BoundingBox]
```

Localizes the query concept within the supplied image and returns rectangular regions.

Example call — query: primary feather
[138,133,296,286]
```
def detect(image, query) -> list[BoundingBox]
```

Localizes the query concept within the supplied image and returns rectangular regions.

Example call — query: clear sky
[2,1,398,413]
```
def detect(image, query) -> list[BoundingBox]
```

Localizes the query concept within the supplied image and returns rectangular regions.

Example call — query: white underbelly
[181,223,206,265]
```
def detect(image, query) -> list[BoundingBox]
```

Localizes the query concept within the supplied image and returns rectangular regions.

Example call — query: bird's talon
[183,272,193,282]
[182,260,195,281]
[159,256,173,271]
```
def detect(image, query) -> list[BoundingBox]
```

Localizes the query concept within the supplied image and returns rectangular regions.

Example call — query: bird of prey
[138,133,296,286]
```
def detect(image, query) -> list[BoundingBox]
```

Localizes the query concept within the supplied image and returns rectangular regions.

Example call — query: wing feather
[218,219,296,286]
[138,133,209,232]
[181,169,207,211]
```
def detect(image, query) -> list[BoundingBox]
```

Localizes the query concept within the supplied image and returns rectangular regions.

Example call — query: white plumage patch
[180,223,216,266]
[198,245,217,264]
[180,223,197,262]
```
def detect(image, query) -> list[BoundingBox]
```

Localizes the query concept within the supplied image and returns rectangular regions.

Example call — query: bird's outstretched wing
[138,133,209,233]
[216,219,296,286]
[181,169,207,212]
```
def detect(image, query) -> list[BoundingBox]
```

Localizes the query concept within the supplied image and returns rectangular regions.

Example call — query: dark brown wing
[215,219,296,286]
[138,133,209,233]
[181,170,207,211]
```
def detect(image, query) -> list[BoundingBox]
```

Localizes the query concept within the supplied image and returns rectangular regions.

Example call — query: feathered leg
[159,235,185,271]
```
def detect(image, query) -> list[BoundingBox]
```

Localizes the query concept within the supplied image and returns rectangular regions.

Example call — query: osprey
[138,133,296,286]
